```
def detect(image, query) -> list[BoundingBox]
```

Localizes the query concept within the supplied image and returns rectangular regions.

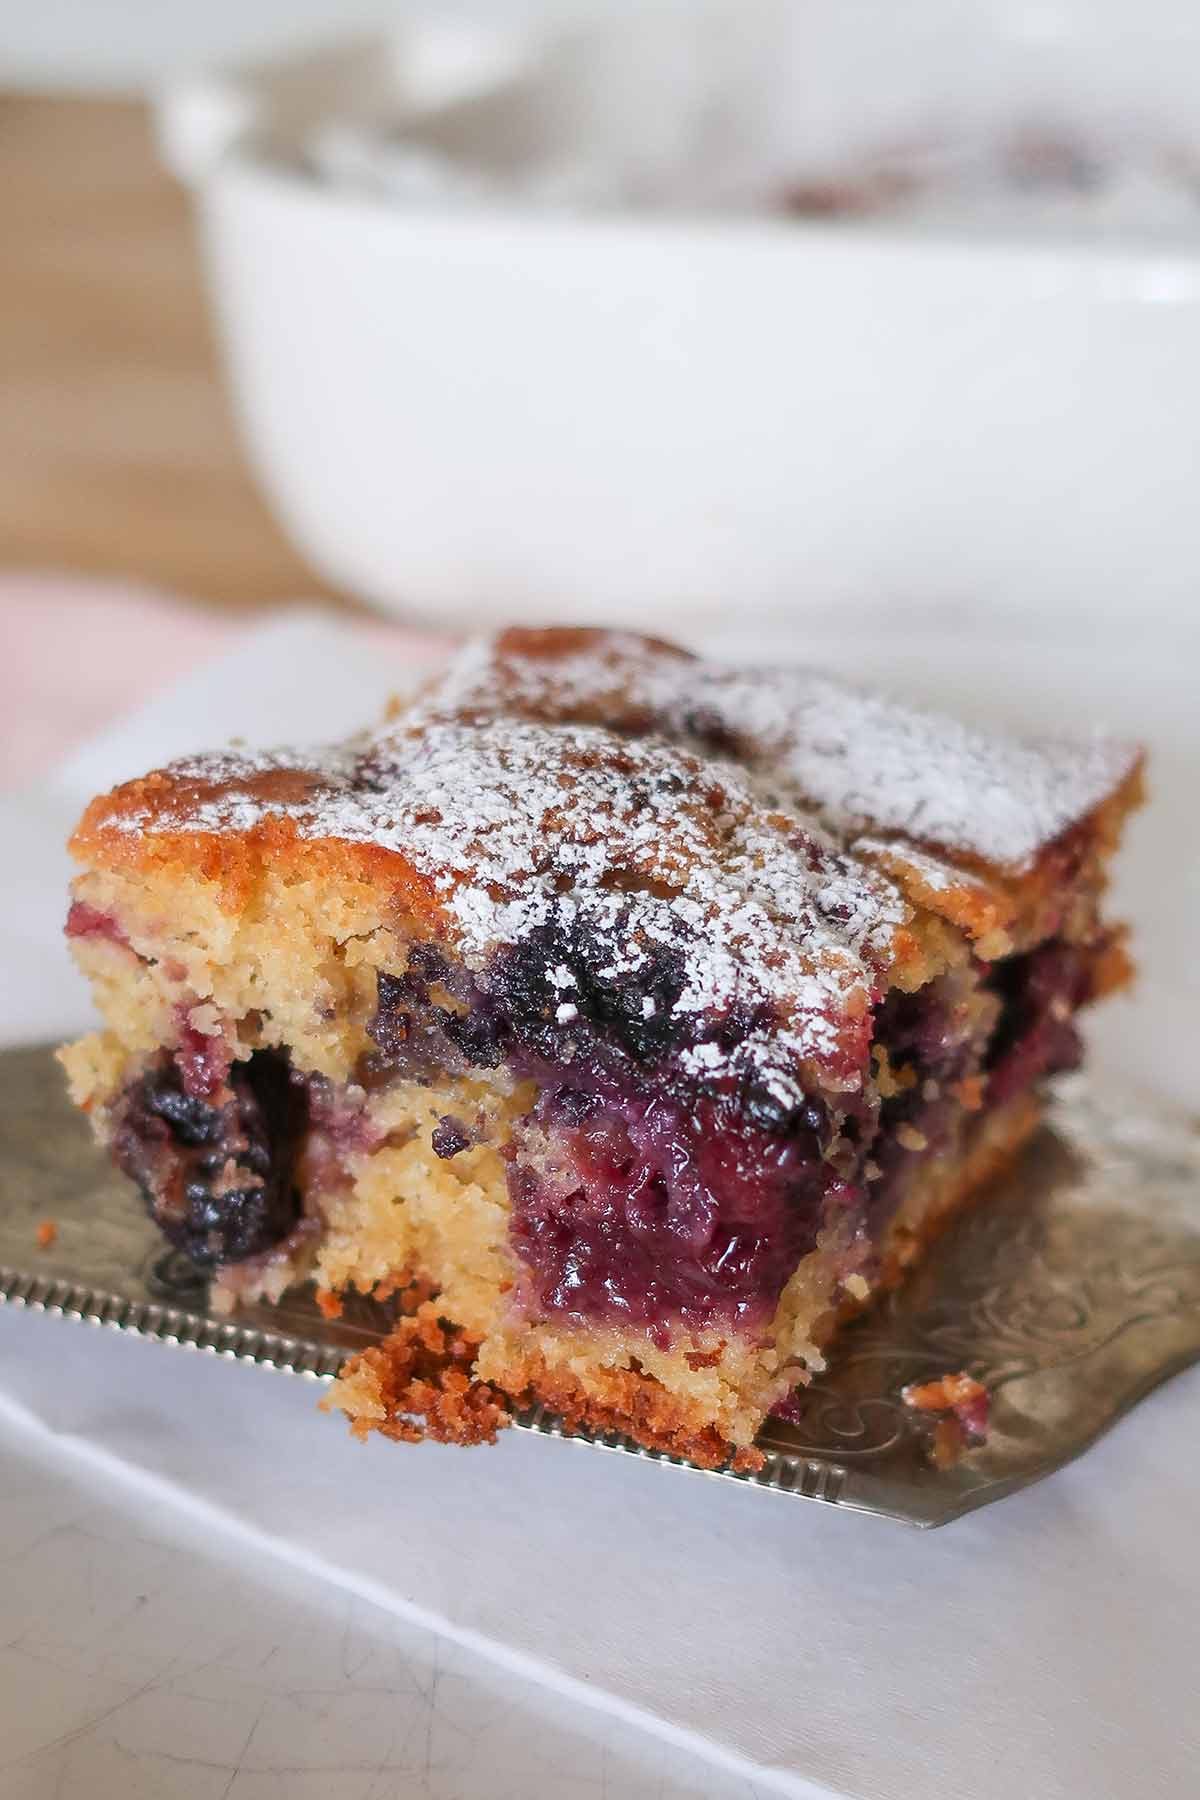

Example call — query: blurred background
[5,0,1200,634]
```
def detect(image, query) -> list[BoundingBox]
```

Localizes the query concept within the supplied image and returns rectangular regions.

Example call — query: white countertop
[0,1373,758,1800]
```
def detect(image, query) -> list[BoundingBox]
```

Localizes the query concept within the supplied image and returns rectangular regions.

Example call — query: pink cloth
[2,574,448,788]
[3,575,236,787]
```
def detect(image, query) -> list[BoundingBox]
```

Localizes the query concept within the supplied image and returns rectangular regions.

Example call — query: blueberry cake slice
[60,629,1142,1469]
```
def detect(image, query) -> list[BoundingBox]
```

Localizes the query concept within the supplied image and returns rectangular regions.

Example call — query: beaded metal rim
[0,1262,848,1510]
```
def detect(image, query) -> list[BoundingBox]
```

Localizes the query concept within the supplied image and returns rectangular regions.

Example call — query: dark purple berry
[984,942,1086,1105]
[431,1116,471,1160]
[367,960,505,1078]
[112,1049,306,1268]
[487,913,687,1066]
[506,1074,849,1331]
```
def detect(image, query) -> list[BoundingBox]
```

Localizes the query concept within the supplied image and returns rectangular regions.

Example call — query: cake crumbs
[325,1303,512,1447]
[731,1446,766,1475]
[902,1370,991,1449]
[931,1416,967,1469]
[315,1287,343,1320]
[895,1122,929,1152]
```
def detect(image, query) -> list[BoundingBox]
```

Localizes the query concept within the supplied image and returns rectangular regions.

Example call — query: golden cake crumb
[902,1372,987,1412]
[326,1304,512,1447]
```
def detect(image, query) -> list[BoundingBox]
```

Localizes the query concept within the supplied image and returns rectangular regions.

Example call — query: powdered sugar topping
[90,629,1138,1097]
[432,630,1139,870]
[103,706,909,1089]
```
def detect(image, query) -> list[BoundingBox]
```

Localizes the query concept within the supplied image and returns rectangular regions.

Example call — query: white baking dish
[157,7,1200,632]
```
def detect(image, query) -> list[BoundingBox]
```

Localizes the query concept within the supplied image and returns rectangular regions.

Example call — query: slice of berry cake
[59,628,1142,1469]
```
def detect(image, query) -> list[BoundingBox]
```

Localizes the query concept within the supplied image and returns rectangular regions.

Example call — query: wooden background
[0,95,346,614]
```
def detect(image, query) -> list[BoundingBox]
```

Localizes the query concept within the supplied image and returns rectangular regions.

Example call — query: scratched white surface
[0,1402,762,1800]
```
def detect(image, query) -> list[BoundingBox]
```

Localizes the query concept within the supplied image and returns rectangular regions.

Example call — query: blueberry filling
[984,942,1090,1107]
[856,976,981,1219]
[366,936,866,1331]
[507,1080,854,1334]
[872,982,978,1090]
[363,930,1098,1330]
[366,947,504,1078]
[487,919,689,1066]
[112,1049,307,1268]
[364,917,693,1082]
[110,930,1096,1305]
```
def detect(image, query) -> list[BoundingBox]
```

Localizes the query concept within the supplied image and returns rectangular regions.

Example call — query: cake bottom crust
[325,1091,1041,1469]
